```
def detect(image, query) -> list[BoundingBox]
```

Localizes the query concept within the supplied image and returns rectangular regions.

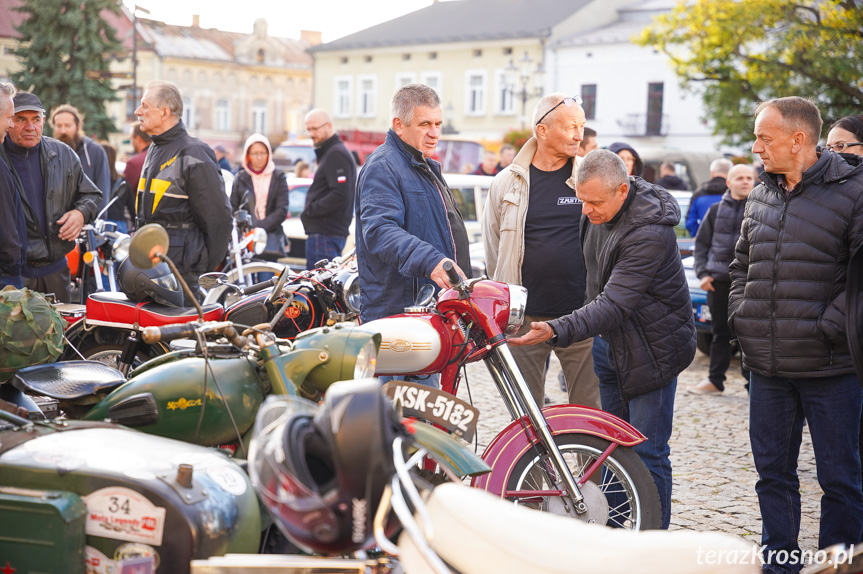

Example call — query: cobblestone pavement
[453,348,820,550]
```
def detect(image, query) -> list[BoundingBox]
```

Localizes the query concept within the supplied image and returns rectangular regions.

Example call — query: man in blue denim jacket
[355,84,470,323]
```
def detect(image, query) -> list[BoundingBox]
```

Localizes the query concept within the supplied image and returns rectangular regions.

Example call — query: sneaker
[689,380,723,395]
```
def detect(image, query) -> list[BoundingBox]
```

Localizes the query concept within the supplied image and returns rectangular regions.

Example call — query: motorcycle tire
[60,323,168,370]
[505,433,662,530]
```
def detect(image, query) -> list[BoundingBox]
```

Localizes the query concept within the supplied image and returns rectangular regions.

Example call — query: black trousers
[707,279,749,390]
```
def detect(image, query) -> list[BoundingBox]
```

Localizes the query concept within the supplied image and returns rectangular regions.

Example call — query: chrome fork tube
[492,344,587,514]
[231,224,246,286]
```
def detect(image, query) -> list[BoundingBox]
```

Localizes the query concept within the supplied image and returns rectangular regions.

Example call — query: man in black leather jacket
[510,149,695,529]
[134,80,231,301]
[729,97,863,574]
[0,92,101,302]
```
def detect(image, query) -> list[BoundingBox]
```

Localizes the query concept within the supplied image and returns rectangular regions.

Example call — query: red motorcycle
[364,262,662,529]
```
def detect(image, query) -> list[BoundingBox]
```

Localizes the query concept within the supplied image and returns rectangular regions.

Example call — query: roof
[312,0,592,52]
[553,0,675,47]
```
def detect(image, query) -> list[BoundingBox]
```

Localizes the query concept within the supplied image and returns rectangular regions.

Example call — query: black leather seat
[11,361,126,400]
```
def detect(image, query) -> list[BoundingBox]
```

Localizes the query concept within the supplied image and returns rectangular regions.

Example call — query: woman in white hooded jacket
[230,133,289,259]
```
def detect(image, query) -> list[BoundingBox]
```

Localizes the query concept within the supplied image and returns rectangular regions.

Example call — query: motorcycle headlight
[505,284,528,335]
[252,228,268,255]
[352,338,377,379]
[344,273,361,314]
[112,235,132,262]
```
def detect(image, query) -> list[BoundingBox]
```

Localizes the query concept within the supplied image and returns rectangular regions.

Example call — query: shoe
[689,380,723,395]
[557,371,566,392]
[544,394,552,404]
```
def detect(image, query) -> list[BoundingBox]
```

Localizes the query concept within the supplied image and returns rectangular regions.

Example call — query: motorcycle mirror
[267,265,292,304]
[199,272,229,291]
[415,284,435,307]
[95,195,119,222]
[130,224,170,269]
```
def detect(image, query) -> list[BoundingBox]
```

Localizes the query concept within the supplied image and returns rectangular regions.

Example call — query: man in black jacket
[510,149,696,529]
[301,108,356,270]
[690,163,755,394]
[730,97,863,574]
[134,80,231,300]
[50,104,111,209]
[0,82,24,289]
[1,92,101,302]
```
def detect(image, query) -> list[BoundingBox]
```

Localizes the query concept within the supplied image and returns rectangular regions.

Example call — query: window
[464,71,486,115]
[420,71,442,98]
[581,84,597,120]
[494,69,514,115]
[357,75,377,118]
[402,53,411,61]
[364,55,372,63]
[215,99,231,131]
[429,51,438,60]
[340,56,348,65]
[252,99,268,134]
[646,82,664,136]
[395,72,416,91]
[334,76,353,118]
[473,49,482,57]
[257,48,265,64]
[182,96,195,129]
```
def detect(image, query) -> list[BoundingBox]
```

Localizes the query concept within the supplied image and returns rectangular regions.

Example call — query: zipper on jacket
[769,198,789,376]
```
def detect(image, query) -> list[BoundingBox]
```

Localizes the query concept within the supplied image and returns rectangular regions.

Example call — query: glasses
[535,96,583,127]
[248,151,269,158]
[304,123,328,133]
[825,142,863,153]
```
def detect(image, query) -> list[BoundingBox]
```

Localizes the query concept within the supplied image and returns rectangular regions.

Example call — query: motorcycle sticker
[207,465,248,496]
[83,487,166,546]
[382,381,480,442]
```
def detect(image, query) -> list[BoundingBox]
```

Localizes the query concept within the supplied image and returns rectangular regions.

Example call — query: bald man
[300,108,357,269]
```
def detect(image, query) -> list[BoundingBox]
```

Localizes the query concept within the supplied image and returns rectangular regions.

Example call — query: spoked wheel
[61,324,167,370]
[505,434,662,530]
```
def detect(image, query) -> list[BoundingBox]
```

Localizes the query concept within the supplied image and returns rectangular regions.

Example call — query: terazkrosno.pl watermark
[697,545,856,569]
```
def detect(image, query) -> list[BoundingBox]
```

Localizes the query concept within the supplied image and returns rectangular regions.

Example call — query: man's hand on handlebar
[507,322,554,347]
[430,258,466,289]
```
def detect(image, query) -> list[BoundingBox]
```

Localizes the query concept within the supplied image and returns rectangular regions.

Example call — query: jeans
[306,234,346,270]
[592,335,676,529]
[749,372,863,573]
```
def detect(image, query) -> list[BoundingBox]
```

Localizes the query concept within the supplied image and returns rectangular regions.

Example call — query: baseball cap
[13,93,45,114]
[213,144,226,153]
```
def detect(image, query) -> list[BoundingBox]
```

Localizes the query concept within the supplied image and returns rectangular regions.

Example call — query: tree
[12,0,125,139]
[637,0,863,146]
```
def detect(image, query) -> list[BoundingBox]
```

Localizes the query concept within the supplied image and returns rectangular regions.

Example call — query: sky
[121,0,438,43]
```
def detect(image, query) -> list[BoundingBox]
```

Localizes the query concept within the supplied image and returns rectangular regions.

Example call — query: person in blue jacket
[684,157,732,237]
[355,83,470,324]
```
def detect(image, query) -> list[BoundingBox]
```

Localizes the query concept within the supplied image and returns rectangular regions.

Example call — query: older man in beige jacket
[482,93,599,409]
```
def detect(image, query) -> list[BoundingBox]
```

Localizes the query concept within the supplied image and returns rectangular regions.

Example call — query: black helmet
[249,379,402,554]
[117,258,183,307]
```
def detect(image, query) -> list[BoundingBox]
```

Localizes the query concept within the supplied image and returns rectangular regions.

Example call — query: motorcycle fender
[470,404,647,495]
[405,419,490,478]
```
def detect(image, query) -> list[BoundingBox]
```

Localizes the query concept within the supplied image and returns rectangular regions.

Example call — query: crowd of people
[1,74,862,573]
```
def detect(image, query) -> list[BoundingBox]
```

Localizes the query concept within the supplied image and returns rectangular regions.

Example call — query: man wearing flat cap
[0,92,101,302]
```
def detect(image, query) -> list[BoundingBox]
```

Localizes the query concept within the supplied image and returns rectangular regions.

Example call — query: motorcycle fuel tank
[0,422,260,574]
[84,355,264,447]
[364,314,451,375]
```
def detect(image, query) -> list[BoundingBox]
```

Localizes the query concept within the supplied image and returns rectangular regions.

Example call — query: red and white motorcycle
[364,262,662,529]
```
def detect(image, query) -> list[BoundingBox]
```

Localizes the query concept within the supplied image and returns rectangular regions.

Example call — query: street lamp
[505,51,545,130]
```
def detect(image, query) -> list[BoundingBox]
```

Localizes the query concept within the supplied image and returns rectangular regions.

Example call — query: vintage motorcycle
[14,225,380,456]
[60,249,358,375]
[192,381,758,574]
[364,262,662,529]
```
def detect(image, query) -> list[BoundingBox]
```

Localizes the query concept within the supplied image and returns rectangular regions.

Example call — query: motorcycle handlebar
[241,277,277,296]
[443,260,462,288]
[141,323,198,344]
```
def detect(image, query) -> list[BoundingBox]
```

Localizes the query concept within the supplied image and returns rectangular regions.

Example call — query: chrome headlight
[112,235,132,262]
[252,228,267,255]
[353,338,377,379]
[505,284,528,335]
[343,272,361,314]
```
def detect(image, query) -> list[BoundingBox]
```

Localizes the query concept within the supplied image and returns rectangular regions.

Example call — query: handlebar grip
[443,260,461,287]
[222,325,250,350]
[241,277,276,296]
[141,323,198,344]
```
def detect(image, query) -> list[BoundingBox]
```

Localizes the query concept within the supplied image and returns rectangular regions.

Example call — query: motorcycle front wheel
[61,323,168,369]
[505,434,662,530]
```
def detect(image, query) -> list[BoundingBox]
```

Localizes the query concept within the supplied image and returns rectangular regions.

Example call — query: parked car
[280,173,493,270]
[273,139,316,172]
[637,148,719,191]
[682,255,713,355]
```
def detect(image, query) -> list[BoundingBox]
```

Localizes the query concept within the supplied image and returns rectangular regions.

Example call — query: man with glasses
[301,108,356,270]
[0,92,101,302]
[483,93,600,411]
[134,80,230,302]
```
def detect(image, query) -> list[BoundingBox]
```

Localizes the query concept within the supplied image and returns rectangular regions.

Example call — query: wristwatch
[546,323,559,345]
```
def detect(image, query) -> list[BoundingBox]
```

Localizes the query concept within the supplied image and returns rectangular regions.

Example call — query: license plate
[697,305,712,322]
[382,381,480,442]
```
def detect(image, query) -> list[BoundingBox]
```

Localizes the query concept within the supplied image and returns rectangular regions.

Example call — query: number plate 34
[382,381,480,442]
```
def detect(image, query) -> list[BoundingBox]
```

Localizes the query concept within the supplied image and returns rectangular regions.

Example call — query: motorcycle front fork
[117,332,140,376]
[485,345,589,516]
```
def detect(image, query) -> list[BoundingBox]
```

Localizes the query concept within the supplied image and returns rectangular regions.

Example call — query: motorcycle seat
[10,361,126,401]
[86,292,222,327]
[398,483,759,574]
